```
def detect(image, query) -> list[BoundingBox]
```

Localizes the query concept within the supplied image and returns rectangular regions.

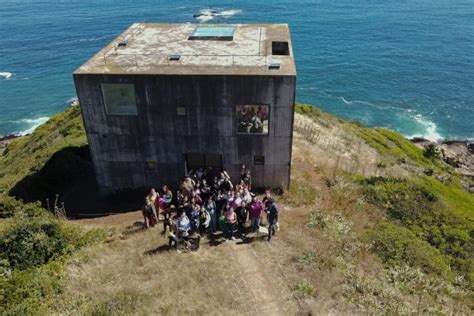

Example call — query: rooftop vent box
[169,54,181,61]
[272,41,290,55]
[117,39,128,47]
[189,26,236,41]
[269,63,281,70]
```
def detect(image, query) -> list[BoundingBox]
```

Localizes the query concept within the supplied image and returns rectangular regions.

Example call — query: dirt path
[223,239,297,316]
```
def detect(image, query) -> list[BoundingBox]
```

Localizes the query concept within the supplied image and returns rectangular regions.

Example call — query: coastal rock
[412,139,474,178]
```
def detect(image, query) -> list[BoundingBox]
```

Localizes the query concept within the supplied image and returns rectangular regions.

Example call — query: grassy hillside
[0,104,472,314]
[0,106,88,216]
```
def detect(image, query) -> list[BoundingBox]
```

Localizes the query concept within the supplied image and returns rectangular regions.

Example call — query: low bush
[371,222,450,276]
[362,176,473,284]
[423,143,439,159]
[0,206,107,314]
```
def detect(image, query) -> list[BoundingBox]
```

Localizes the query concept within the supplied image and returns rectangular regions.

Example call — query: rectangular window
[254,156,265,165]
[236,105,269,135]
[101,83,137,115]
[272,41,290,55]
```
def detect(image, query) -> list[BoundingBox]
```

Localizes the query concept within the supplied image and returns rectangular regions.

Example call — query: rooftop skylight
[188,26,236,41]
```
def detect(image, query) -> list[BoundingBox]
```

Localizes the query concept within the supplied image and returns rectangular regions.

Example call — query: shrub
[423,143,439,159]
[362,177,438,225]
[362,176,472,282]
[0,260,64,315]
[0,206,107,314]
[371,222,450,276]
[0,215,70,270]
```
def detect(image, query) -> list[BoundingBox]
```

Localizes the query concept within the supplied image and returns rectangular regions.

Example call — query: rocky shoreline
[411,138,474,179]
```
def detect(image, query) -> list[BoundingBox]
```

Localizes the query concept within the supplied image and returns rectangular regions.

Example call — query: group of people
[141,166,279,251]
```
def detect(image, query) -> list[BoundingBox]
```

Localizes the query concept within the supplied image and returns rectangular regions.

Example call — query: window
[176,106,186,116]
[254,156,265,165]
[189,26,236,41]
[101,83,137,115]
[236,105,269,135]
[272,41,290,55]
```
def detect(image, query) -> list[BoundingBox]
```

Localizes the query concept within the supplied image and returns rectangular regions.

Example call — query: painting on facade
[236,105,269,135]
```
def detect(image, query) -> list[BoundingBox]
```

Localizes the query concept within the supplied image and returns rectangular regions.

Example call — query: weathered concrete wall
[74,74,295,192]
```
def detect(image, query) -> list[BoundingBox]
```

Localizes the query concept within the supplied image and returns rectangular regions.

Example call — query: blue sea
[0,0,473,140]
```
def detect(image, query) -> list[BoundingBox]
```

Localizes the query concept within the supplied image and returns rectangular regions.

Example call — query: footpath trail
[225,241,290,315]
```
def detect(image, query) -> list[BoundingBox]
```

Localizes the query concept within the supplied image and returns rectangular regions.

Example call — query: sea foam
[17,117,50,136]
[406,114,442,142]
[195,9,242,22]
[0,72,13,79]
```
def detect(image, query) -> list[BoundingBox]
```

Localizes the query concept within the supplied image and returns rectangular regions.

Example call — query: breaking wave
[0,72,13,79]
[405,114,443,141]
[16,117,50,136]
[194,9,242,22]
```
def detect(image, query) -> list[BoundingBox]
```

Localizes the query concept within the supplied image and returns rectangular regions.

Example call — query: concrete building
[73,23,296,192]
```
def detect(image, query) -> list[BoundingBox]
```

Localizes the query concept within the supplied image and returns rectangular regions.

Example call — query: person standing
[189,200,201,234]
[142,198,158,229]
[249,196,263,232]
[236,201,249,239]
[206,198,217,233]
[224,207,237,241]
[266,198,278,242]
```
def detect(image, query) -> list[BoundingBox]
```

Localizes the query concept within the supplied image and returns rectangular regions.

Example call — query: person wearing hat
[266,198,278,241]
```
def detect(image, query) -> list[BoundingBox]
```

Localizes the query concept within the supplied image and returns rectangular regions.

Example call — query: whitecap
[0,72,13,79]
[219,9,242,17]
[17,117,50,136]
[67,97,79,106]
[195,14,215,22]
[340,96,352,105]
[405,114,443,142]
[194,8,242,22]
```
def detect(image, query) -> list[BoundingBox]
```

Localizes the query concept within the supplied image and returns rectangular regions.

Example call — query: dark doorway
[185,153,222,177]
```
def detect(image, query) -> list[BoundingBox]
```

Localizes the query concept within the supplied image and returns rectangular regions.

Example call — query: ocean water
[0,0,473,140]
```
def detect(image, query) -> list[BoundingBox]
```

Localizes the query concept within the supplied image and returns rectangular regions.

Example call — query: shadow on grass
[9,145,145,219]
[144,245,171,255]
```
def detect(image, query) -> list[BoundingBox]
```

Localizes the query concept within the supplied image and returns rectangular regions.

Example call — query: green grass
[295,103,338,128]
[0,106,87,215]
[361,176,473,283]
[280,178,318,207]
[0,106,86,196]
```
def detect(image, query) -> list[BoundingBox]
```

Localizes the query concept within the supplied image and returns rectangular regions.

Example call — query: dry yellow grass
[49,135,469,315]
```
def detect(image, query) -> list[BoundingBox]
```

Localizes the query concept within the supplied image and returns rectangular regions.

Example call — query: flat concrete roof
[74,23,296,76]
